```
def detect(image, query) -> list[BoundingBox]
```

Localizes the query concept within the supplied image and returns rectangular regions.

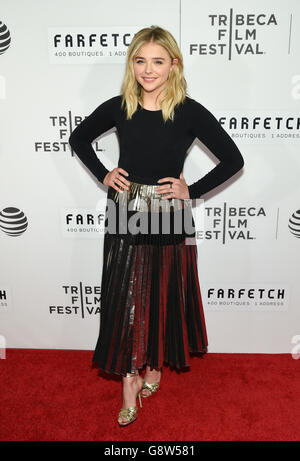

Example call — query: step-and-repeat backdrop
[1,0,299,355]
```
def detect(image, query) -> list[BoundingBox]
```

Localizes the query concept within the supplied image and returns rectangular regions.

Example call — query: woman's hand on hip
[156,172,190,200]
[103,168,131,191]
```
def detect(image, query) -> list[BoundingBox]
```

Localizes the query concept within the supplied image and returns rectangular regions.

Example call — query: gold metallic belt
[109,180,190,212]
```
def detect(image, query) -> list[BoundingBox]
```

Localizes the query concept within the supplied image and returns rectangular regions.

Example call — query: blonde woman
[69,25,244,426]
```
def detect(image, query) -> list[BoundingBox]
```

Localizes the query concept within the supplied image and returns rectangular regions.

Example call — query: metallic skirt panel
[92,180,208,376]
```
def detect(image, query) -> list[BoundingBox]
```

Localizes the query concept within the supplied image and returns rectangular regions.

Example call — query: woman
[69,25,244,426]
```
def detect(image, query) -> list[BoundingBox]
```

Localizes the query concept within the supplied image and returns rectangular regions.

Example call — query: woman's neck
[140,90,165,111]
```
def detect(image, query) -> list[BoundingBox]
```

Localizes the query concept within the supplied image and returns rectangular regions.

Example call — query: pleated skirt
[92,175,208,376]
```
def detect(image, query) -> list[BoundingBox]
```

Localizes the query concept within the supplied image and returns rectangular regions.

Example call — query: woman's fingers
[113,177,129,191]
[118,168,130,178]
[110,168,131,192]
[156,181,190,200]
[155,175,190,200]
[115,170,131,190]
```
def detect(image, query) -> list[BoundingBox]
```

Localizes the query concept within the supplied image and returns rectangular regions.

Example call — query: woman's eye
[136,60,163,65]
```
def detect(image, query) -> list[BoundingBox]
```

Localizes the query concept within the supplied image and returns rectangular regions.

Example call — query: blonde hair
[120,25,188,123]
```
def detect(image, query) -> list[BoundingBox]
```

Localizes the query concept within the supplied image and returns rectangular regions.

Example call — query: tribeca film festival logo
[196,206,300,242]
[48,26,138,64]
[190,10,279,59]
[35,110,108,155]
[49,283,100,318]
[197,204,265,243]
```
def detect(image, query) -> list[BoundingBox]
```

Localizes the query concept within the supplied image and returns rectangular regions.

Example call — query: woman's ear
[171,58,179,71]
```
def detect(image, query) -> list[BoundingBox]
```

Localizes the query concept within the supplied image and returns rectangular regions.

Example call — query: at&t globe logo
[0,21,11,55]
[0,207,28,236]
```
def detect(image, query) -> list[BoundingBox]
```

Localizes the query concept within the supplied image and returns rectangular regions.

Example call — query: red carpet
[0,349,299,441]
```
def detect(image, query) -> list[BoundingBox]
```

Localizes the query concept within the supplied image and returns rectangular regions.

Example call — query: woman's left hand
[156,172,190,200]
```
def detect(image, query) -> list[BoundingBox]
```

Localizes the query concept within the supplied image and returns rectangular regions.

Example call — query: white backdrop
[1,0,300,354]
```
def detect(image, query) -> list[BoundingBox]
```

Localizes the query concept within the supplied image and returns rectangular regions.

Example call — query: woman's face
[133,41,178,99]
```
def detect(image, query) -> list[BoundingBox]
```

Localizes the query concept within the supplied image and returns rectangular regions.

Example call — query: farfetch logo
[48,26,138,64]
[61,207,106,239]
[205,283,289,311]
[0,286,10,313]
[219,110,300,143]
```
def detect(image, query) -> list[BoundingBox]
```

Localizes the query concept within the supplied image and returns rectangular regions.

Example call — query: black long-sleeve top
[68,94,244,199]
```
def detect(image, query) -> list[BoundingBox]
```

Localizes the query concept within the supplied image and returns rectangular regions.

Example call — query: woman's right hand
[103,167,131,192]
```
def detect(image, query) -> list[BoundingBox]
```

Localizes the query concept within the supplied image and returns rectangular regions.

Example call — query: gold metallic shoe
[141,380,160,398]
[117,372,143,427]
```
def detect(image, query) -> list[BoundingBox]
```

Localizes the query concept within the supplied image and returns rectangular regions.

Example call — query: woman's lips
[142,77,157,82]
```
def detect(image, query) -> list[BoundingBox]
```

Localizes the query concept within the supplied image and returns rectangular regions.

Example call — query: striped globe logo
[0,207,28,236]
[0,21,11,55]
[288,209,300,238]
